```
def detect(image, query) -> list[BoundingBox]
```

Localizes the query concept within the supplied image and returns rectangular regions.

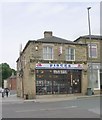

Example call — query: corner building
[17,31,88,99]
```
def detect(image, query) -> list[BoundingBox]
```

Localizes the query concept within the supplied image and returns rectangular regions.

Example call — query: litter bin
[87,88,92,96]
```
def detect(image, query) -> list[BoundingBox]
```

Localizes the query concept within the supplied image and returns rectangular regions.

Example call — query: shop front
[35,63,83,95]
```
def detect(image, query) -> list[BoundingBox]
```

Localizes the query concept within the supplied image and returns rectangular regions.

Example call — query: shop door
[72,70,81,93]
[67,70,72,94]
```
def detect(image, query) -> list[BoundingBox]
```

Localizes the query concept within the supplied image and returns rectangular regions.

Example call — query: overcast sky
[0,0,101,69]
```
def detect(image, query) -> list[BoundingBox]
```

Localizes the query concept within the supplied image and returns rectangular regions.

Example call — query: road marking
[16,106,77,113]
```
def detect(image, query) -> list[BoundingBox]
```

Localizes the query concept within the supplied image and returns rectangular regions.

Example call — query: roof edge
[74,35,102,42]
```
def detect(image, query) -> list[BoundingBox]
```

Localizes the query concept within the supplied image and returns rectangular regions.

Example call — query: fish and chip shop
[35,63,87,95]
[16,32,101,99]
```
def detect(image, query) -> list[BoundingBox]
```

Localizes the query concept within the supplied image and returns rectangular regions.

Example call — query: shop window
[36,69,81,95]
[66,48,75,61]
[93,69,100,90]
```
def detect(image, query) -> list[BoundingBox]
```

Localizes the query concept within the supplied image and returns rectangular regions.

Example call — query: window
[66,48,75,61]
[89,69,100,90]
[36,69,81,95]
[88,44,97,58]
[43,46,53,60]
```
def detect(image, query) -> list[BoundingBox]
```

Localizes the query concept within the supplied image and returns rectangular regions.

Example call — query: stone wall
[17,41,88,98]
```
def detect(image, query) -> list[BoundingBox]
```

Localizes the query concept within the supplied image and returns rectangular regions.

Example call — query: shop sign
[36,63,83,69]
[53,70,67,74]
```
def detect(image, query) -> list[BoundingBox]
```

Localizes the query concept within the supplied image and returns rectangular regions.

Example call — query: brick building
[16,31,88,99]
[7,72,17,90]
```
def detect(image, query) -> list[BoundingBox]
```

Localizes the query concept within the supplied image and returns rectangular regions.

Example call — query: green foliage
[0,63,16,87]
[11,69,17,76]
[2,63,12,80]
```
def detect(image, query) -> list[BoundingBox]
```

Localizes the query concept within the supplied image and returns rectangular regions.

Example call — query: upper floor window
[66,48,75,61]
[43,46,53,60]
[88,44,97,58]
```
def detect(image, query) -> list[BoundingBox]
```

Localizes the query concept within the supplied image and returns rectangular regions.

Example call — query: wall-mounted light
[30,68,34,74]
[83,62,87,64]
[49,61,51,63]
[35,46,38,51]
[84,69,87,75]
[72,62,74,64]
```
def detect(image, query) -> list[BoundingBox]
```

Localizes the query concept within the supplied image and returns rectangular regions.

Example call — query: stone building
[16,31,88,99]
[74,35,102,94]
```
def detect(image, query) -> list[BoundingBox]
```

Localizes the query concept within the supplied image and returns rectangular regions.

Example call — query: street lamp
[87,7,94,95]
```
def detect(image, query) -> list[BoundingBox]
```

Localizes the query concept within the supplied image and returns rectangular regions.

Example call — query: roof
[74,35,102,42]
[20,36,83,55]
[37,36,75,44]
[16,35,87,62]
[9,76,16,79]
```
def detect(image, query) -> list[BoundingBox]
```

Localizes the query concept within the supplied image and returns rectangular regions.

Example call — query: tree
[0,63,16,87]
[11,68,17,76]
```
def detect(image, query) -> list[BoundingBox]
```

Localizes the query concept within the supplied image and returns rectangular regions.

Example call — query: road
[2,96,100,118]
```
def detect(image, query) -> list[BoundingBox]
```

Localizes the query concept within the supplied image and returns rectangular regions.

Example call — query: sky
[0,0,101,69]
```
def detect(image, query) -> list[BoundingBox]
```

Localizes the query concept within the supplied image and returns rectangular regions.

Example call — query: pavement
[1,93,101,104]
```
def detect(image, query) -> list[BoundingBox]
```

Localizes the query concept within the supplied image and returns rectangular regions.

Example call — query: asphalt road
[2,96,100,118]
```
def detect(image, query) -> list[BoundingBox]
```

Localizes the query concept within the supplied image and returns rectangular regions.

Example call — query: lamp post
[19,44,24,98]
[87,7,94,95]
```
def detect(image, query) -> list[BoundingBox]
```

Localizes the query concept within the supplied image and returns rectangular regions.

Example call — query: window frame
[88,44,97,58]
[66,48,75,61]
[43,45,53,60]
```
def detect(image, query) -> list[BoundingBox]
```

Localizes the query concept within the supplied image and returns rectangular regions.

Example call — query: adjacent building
[3,72,17,92]
[17,31,88,99]
[74,35,102,94]
[4,80,8,88]
[7,73,17,91]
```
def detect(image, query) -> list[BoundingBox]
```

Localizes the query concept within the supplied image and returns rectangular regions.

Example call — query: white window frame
[66,48,75,61]
[43,46,53,60]
[88,44,97,58]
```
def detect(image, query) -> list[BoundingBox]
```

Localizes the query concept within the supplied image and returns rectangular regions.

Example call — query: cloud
[24,2,68,19]
[0,0,102,2]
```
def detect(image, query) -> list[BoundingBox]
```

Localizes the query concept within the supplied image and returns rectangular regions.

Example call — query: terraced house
[74,35,102,94]
[16,31,88,99]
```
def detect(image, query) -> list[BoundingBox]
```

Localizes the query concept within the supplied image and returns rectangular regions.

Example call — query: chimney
[44,31,53,38]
